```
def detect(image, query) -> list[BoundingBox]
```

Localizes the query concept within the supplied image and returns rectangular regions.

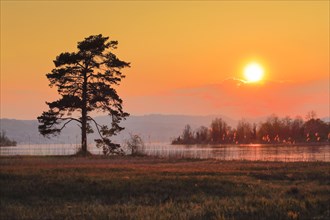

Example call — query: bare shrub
[125,133,145,156]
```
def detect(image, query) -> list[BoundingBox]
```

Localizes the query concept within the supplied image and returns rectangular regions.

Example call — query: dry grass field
[1,156,329,219]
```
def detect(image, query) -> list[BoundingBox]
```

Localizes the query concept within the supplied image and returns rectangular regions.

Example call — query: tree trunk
[81,111,87,155]
[81,70,88,155]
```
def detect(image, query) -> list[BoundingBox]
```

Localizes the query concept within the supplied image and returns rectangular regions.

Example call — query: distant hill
[322,117,330,123]
[0,114,236,144]
[3,114,327,145]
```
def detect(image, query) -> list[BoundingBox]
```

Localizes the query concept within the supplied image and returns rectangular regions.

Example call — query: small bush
[0,130,17,147]
[125,133,145,156]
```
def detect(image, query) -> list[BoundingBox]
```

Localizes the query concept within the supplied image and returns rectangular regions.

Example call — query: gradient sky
[1,1,329,119]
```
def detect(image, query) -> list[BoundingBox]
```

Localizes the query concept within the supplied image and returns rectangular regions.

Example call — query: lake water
[140,143,330,162]
[0,144,103,156]
[0,143,329,162]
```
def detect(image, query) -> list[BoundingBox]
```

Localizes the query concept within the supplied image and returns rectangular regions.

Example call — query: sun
[243,62,264,83]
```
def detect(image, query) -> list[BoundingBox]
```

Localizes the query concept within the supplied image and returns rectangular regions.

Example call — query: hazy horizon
[1,111,329,121]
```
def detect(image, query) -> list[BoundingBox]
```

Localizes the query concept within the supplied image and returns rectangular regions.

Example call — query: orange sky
[1,1,329,119]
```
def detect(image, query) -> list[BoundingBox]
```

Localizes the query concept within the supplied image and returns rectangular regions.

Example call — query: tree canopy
[172,114,330,145]
[38,34,130,155]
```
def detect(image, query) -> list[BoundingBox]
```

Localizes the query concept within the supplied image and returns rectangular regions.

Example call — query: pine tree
[38,34,130,155]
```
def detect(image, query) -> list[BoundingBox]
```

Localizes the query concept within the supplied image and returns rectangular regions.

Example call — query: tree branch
[58,119,75,131]
[75,61,84,69]
[59,117,82,124]
[87,116,105,139]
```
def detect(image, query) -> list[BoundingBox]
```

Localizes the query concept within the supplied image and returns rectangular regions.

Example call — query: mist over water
[1,143,329,162]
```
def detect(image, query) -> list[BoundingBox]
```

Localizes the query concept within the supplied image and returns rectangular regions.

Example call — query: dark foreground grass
[0,156,329,220]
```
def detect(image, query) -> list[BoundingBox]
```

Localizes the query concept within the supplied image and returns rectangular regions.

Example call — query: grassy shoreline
[1,156,329,219]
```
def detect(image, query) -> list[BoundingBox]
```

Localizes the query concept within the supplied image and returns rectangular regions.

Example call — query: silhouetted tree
[0,130,17,147]
[172,112,329,145]
[305,111,317,121]
[125,133,145,156]
[258,115,283,143]
[38,34,130,155]
[195,126,209,144]
[172,124,195,144]
[281,116,292,139]
[252,123,257,141]
[304,118,329,142]
[236,119,253,144]
[210,118,230,143]
[291,116,304,142]
[182,124,194,144]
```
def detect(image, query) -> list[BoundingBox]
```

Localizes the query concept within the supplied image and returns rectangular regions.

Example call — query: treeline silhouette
[172,114,330,145]
[0,130,17,147]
